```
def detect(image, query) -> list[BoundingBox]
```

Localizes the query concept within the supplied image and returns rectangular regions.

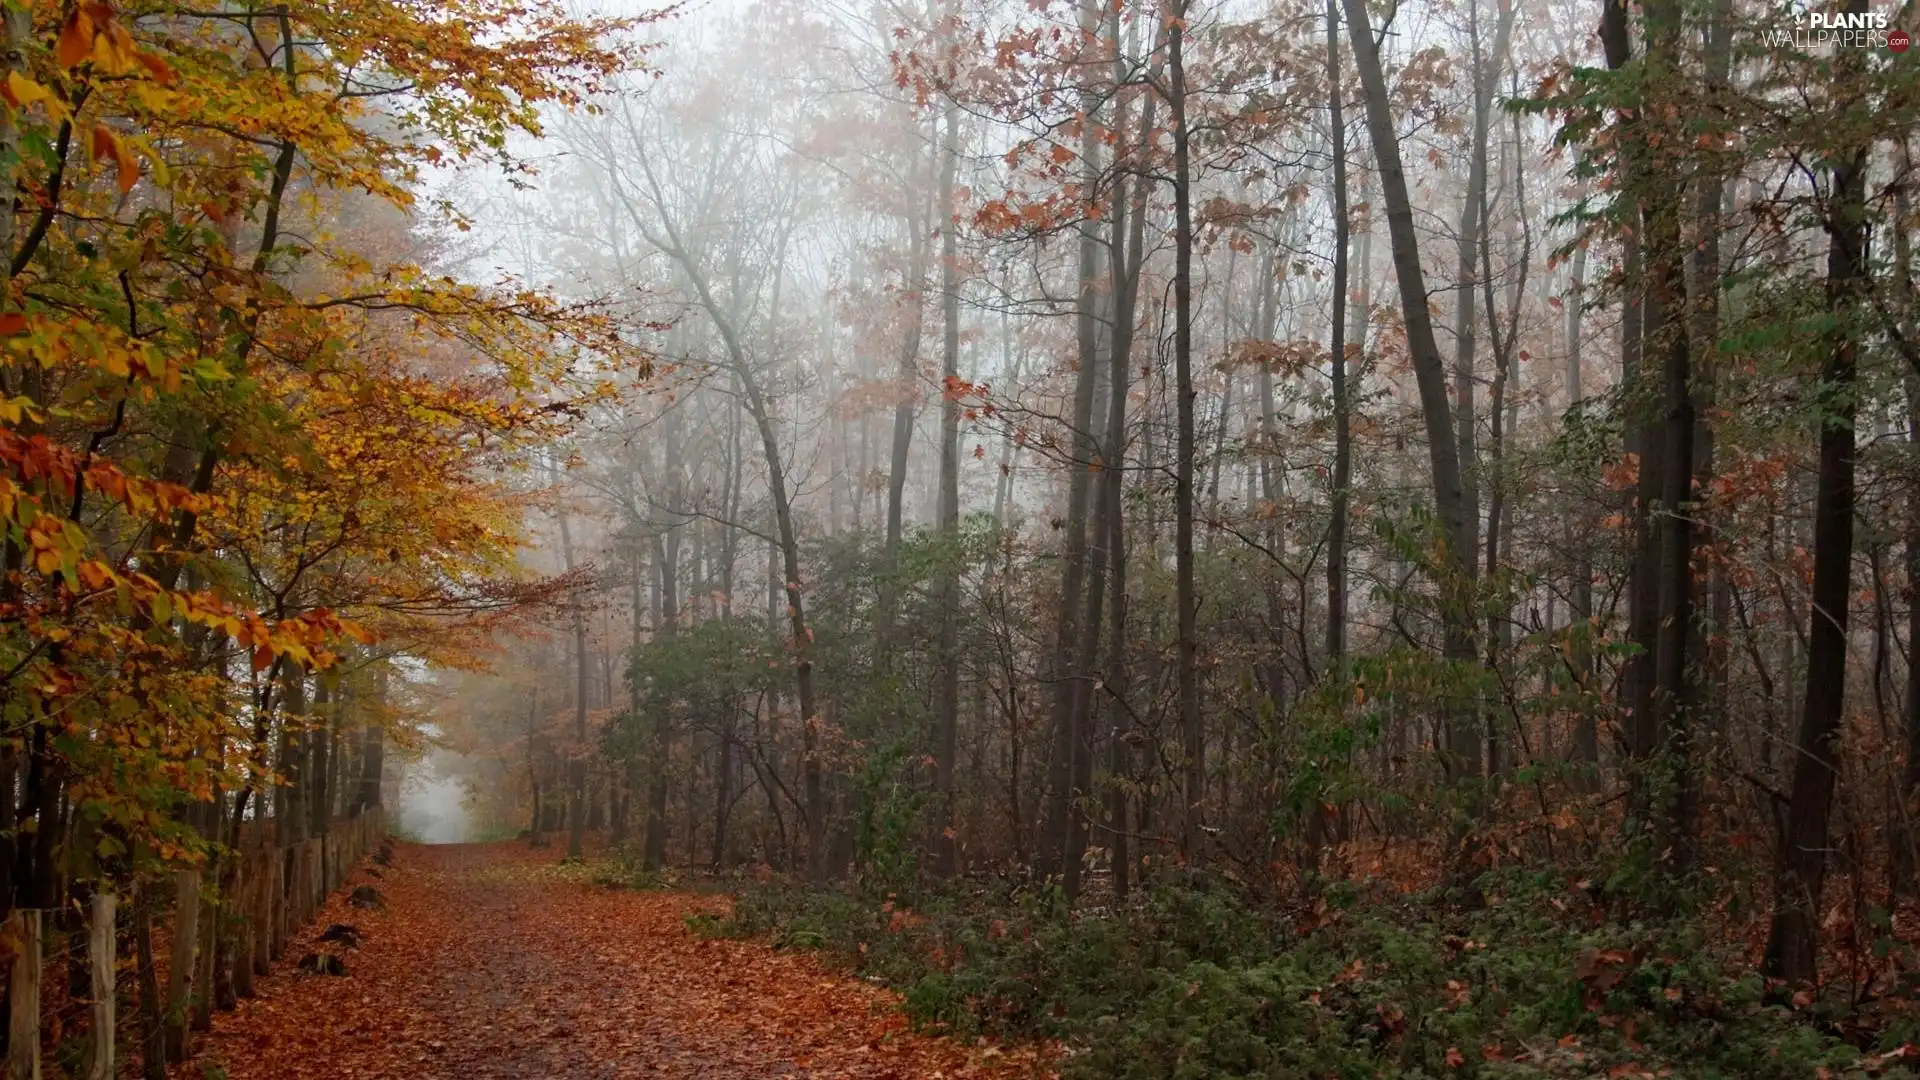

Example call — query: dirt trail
[184,842,1049,1080]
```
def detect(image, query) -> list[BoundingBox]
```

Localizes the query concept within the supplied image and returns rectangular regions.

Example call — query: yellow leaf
[3,72,52,111]
[94,21,135,75]
[130,137,170,187]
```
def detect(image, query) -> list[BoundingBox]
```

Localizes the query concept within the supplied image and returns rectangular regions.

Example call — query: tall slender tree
[1764,0,1871,981]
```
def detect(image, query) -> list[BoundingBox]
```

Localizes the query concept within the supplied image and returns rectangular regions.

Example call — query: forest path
[184,841,1045,1080]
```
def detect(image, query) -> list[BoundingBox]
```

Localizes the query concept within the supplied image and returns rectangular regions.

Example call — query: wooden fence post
[131,887,163,1080]
[232,860,255,1000]
[192,866,219,1030]
[295,842,308,924]
[253,851,273,974]
[6,909,42,1080]
[303,840,318,919]
[86,892,116,1080]
[270,850,288,960]
[287,846,301,929]
[163,870,200,1063]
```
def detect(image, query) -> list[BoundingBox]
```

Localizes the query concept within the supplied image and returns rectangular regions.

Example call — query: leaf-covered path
[183,842,1051,1080]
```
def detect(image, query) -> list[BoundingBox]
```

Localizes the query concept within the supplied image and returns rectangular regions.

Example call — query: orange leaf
[90,125,138,193]
[135,50,176,86]
[112,133,138,193]
[57,8,95,69]
[1602,452,1640,492]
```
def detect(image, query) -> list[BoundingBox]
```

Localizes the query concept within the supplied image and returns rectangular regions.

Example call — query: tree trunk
[525,681,544,846]
[357,669,385,813]
[616,537,648,850]
[1688,0,1732,750]
[308,681,333,841]
[1035,0,1110,882]
[1254,255,1290,723]
[1600,0,1678,864]
[645,503,680,872]
[1104,64,1154,899]
[277,672,308,847]
[711,704,735,871]
[1325,0,1352,665]
[1895,147,1920,895]
[1448,0,1510,583]
[1342,0,1479,803]
[1645,0,1697,878]
[1603,0,1695,875]
[1763,5,1867,978]
[1565,225,1599,783]
[991,324,1026,529]
[552,456,591,861]
[876,143,935,653]
[1171,0,1203,862]
[932,101,963,878]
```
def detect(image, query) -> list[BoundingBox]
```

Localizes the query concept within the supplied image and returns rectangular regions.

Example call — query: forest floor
[180,842,1053,1080]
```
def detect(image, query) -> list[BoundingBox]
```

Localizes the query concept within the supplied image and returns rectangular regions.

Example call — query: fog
[402,0,1881,925]
[428,0,1583,851]
[397,752,474,845]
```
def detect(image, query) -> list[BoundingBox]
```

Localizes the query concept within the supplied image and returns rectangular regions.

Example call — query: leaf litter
[182,842,1055,1079]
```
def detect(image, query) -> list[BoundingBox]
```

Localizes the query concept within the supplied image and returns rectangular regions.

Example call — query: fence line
[2,807,385,1080]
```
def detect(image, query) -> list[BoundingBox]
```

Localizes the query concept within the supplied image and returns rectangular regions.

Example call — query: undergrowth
[710,869,1920,1079]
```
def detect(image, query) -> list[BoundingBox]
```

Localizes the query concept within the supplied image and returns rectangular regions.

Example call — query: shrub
[718,868,1913,1080]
